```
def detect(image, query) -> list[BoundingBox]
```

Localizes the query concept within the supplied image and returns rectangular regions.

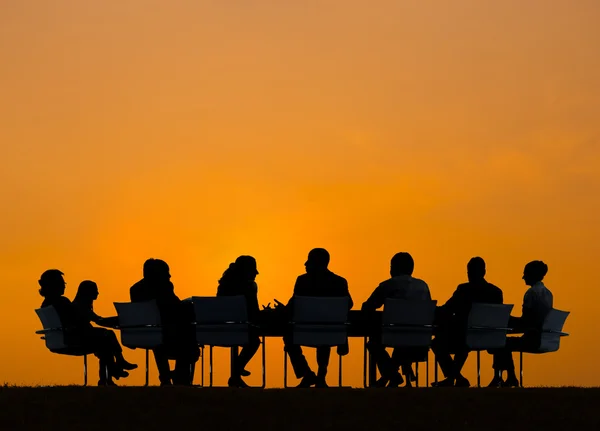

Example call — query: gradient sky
[1,0,599,387]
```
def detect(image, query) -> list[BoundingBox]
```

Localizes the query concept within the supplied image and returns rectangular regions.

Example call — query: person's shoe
[431,378,454,387]
[487,376,503,388]
[98,379,117,386]
[240,369,251,377]
[297,372,318,388]
[388,373,404,388]
[503,376,520,388]
[112,369,129,380]
[373,376,390,388]
[117,360,138,371]
[454,375,470,387]
[228,376,250,388]
[315,376,329,388]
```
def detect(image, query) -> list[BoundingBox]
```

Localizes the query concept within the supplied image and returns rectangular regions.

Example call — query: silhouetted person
[38,270,136,386]
[73,280,119,328]
[491,260,553,387]
[431,257,503,387]
[283,248,353,388]
[362,252,431,387]
[217,255,261,388]
[130,259,200,386]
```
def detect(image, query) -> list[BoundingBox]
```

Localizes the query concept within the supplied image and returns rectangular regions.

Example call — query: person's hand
[262,302,272,310]
[273,299,285,309]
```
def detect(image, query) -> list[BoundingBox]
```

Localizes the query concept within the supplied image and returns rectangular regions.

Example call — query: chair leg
[519,351,524,388]
[209,346,214,387]
[261,337,266,389]
[283,350,288,388]
[338,353,343,387]
[83,355,88,386]
[415,362,419,387]
[477,350,481,388]
[434,359,438,385]
[426,353,429,388]
[363,337,368,388]
[201,347,205,387]
[145,349,149,387]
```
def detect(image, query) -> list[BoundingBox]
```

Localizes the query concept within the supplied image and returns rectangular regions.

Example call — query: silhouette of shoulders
[453,280,503,303]
[294,270,348,295]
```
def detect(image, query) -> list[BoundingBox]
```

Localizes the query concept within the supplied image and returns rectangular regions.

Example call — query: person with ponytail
[217,255,261,388]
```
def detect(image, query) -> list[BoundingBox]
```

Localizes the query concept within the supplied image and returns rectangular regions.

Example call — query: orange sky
[1,1,599,387]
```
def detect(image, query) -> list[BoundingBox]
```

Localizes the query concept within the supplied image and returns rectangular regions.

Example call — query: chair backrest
[291,296,350,347]
[381,299,437,347]
[466,303,514,350]
[35,306,67,350]
[539,309,570,353]
[191,296,249,347]
[114,300,163,349]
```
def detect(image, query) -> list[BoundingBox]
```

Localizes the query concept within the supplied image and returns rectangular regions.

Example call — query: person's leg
[152,346,173,386]
[452,350,470,386]
[431,336,455,385]
[316,346,331,387]
[172,342,200,386]
[228,336,261,387]
[236,337,261,375]
[366,339,401,386]
[284,335,312,379]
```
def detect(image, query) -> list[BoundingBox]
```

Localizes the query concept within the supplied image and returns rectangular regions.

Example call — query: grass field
[1,386,598,431]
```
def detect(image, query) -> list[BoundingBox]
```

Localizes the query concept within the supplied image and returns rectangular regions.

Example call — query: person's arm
[441,285,462,313]
[422,281,432,301]
[520,289,536,328]
[361,283,386,311]
[285,276,303,307]
[343,278,354,309]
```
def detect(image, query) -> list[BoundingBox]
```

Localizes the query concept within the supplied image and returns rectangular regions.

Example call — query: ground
[1,387,598,431]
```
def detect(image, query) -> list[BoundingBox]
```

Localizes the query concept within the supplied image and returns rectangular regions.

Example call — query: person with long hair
[217,255,261,388]
[38,270,136,386]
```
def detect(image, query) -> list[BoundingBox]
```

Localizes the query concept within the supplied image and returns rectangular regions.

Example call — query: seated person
[73,280,120,328]
[490,260,553,387]
[283,248,353,388]
[362,252,431,387]
[38,270,136,386]
[216,255,262,388]
[130,259,200,386]
[431,257,503,387]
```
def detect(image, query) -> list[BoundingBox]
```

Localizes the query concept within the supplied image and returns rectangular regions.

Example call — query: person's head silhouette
[467,257,486,282]
[522,260,548,286]
[143,258,171,283]
[38,269,66,298]
[390,252,414,277]
[75,280,99,303]
[305,248,330,274]
[234,255,259,281]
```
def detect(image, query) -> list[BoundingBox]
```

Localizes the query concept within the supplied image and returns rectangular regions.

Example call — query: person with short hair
[431,257,503,387]
[130,259,199,386]
[362,252,431,387]
[284,248,353,388]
